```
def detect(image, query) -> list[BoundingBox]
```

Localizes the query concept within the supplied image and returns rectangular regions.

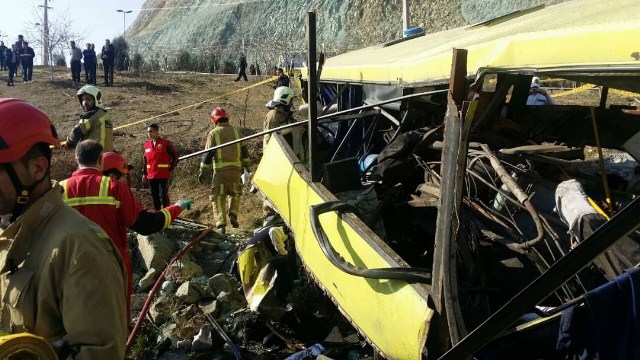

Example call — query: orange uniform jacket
[143,137,178,179]
[61,168,182,321]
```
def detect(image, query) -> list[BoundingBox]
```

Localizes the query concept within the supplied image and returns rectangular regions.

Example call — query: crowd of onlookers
[0,35,117,87]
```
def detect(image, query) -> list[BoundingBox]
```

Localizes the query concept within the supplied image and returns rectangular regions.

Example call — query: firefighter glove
[175,199,194,211]
[197,170,205,184]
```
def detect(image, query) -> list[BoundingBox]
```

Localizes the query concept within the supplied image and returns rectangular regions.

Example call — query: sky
[0,0,146,65]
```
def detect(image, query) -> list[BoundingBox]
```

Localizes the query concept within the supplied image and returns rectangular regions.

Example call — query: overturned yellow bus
[254,0,640,358]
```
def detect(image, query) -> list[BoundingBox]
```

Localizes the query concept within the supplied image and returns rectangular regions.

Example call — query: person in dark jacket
[273,67,290,89]
[20,41,35,82]
[0,41,7,71]
[82,43,97,85]
[234,53,248,82]
[5,44,19,86]
[101,39,115,86]
[13,35,24,77]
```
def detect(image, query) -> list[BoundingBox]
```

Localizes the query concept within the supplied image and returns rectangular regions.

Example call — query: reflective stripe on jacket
[0,184,127,359]
[143,137,178,179]
[68,108,114,151]
[200,123,250,171]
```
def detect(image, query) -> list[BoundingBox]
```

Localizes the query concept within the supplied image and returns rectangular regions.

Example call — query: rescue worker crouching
[0,99,127,359]
[65,85,114,151]
[61,140,193,323]
[197,107,251,234]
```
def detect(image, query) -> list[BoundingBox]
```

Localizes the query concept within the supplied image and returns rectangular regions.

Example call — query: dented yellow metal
[254,136,433,360]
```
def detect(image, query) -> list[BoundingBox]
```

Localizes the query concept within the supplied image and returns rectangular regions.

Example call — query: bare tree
[25,7,84,80]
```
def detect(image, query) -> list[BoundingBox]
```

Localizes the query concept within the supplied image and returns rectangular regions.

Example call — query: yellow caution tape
[609,88,640,98]
[552,84,595,98]
[0,333,58,359]
[113,76,277,131]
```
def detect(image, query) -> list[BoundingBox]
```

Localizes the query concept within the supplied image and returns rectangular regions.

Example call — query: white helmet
[77,85,104,109]
[266,86,296,108]
[531,76,541,88]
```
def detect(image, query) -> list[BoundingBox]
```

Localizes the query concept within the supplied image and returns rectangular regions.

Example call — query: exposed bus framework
[254,0,640,358]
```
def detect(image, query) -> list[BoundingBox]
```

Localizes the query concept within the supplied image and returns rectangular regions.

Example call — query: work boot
[217,224,226,234]
[229,214,239,228]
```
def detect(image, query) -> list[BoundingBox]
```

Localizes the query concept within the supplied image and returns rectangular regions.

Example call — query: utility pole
[39,0,52,66]
[402,0,409,32]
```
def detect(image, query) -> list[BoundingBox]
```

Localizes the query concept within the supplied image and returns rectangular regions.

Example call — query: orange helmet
[0,98,61,163]
[102,152,129,174]
[211,107,227,124]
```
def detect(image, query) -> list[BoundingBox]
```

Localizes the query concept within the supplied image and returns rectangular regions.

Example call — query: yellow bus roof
[310,0,640,87]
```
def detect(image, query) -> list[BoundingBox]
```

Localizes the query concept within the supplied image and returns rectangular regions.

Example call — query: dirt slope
[5,66,278,229]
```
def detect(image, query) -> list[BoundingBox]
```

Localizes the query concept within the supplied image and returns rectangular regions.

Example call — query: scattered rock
[171,259,203,279]
[137,233,175,271]
[191,324,213,352]
[175,280,214,304]
[138,268,159,292]
[198,299,220,318]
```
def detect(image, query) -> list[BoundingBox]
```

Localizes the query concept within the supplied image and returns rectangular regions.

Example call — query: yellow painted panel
[254,137,433,360]
[305,0,640,85]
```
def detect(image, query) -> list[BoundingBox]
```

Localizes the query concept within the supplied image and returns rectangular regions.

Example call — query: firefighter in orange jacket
[61,140,193,322]
[197,107,250,234]
[142,123,179,210]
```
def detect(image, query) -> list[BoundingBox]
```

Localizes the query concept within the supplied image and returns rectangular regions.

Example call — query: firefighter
[61,140,193,323]
[65,85,114,151]
[0,99,127,358]
[263,86,297,148]
[142,123,179,210]
[197,107,251,234]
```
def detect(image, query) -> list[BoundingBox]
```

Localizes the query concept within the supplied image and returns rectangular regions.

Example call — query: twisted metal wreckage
[175,0,640,358]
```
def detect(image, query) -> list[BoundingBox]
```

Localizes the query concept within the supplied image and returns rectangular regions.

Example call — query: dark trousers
[235,68,248,81]
[103,61,114,86]
[0,56,5,71]
[149,178,170,211]
[71,60,81,82]
[84,62,96,84]
[7,63,16,85]
[22,63,32,81]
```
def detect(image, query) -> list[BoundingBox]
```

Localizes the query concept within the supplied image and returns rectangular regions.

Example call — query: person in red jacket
[61,140,193,322]
[142,123,179,210]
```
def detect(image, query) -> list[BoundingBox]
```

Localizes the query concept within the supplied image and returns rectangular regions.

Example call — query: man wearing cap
[526,76,556,106]
[0,98,127,358]
[61,140,193,323]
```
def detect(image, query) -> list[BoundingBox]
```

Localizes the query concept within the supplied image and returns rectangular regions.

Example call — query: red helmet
[0,98,61,163]
[211,107,227,124]
[102,152,129,174]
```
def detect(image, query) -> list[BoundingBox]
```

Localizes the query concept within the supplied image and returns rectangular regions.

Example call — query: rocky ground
[4,66,367,359]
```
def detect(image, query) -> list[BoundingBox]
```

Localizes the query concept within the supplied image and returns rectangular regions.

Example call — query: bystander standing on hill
[20,41,35,83]
[69,41,83,83]
[5,45,18,86]
[101,39,115,86]
[0,41,6,71]
[82,43,97,84]
[13,35,24,78]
